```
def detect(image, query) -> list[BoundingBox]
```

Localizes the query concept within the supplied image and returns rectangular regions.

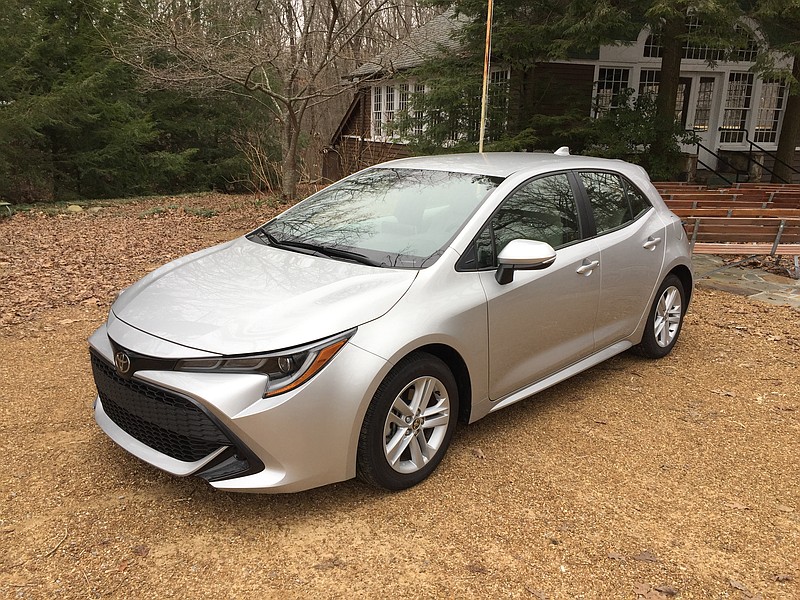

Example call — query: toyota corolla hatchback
[89,152,692,493]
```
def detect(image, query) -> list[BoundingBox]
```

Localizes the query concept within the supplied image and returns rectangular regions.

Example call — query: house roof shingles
[349,9,467,79]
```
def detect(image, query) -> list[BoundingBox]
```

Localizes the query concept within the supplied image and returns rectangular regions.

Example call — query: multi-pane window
[371,83,405,138]
[487,69,511,139]
[643,34,662,58]
[643,18,756,62]
[693,77,716,132]
[398,83,410,112]
[370,71,511,141]
[384,85,395,129]
[413,84,425,136]
[683,17,726,61]
[754,79,786,144]
[490,69,510,87]
[372,86,383,137]
[594,67,631,117]
[637,70,690,126]
[373,82,432,139]
[720,72,754,143]
[733,25,759,61]
[638,69,660,99]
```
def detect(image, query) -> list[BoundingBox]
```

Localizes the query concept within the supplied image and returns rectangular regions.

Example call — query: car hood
[112,237,418,355]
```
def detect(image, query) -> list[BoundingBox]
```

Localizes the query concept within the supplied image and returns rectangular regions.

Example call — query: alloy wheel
[654,285,682,347]
[382,376,451,474]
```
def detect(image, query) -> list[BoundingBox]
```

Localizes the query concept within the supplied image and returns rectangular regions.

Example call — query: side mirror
[495,239,557,284]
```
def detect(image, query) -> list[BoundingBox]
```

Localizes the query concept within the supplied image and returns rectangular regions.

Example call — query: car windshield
[255,168,503,268]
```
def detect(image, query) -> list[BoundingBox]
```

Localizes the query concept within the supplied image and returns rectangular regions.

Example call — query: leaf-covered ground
[0,194,286,331]
[0,197,798,599]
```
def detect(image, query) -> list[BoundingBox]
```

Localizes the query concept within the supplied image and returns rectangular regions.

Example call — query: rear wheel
[357,352,458,490]
[633,274,686,358]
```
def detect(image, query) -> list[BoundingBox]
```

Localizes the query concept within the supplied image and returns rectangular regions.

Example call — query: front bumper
[89,321,390,493]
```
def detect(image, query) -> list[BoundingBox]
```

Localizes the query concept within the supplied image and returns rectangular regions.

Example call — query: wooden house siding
[323,137,412,182]
[325,62,598,181]
[528,63,595,117]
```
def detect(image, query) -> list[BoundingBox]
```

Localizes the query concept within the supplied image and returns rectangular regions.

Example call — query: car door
[471,172,601,401]
[576,171,666,349]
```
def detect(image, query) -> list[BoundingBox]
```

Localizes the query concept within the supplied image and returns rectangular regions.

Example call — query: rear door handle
[576,259,600,275]
[643,237,662,250]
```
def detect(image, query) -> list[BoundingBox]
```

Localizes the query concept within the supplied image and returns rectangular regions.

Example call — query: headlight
[175,330,354,397]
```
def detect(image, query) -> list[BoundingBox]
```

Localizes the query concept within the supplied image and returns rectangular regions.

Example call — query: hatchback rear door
[575,171,666,349]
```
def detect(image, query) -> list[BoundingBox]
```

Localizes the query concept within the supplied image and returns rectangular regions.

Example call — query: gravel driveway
[1,199,798,598]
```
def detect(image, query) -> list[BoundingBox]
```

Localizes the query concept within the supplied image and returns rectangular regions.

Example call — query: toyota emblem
[114,351,131,375]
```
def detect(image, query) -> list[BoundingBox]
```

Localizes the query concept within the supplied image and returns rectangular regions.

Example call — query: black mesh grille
[91,352,232,463]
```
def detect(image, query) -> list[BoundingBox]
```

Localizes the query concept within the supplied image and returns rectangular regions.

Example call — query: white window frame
[719,72,754,145]
[592,66,632,118]
[753,79,787,145]
[371,81,409,140]
[369,69,511,143]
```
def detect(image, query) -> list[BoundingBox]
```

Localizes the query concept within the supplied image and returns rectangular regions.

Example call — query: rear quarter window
[579,171,654,235]
[624,180,653,219]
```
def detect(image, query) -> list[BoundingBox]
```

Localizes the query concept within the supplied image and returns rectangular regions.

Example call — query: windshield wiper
[254,228,382,267]
[279,239,382,267]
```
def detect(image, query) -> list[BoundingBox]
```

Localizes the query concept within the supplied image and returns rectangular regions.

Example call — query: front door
[683,74,723,167]
[475,172,601,401]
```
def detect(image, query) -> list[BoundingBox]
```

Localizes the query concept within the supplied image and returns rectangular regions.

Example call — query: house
[323,11,798,183]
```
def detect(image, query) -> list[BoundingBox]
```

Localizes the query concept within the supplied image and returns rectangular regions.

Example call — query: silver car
[89,152,692,493]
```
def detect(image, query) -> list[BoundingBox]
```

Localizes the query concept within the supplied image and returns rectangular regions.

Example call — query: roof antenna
[554,146,570,156]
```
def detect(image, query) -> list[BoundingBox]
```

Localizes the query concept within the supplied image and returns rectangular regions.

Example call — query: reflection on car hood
[112,237,417,355]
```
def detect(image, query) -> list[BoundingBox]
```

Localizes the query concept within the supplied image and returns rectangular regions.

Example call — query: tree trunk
[653,13,686,173]
[772,55,800,183]
[281,116,300,200]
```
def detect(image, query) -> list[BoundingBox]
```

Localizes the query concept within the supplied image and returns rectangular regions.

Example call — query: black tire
[357,352,458,491]
[632,274,686,359]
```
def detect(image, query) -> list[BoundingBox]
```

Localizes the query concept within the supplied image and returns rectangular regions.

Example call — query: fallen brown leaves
[0,194,287,333]
[1,194,798,599]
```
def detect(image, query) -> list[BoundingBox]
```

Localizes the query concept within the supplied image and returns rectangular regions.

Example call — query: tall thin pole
[478,0,494,153]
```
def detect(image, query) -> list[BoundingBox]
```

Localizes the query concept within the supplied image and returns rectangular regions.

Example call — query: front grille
[91,352,232,463]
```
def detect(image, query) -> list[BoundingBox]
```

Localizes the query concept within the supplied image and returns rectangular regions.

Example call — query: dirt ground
[1,197,798,599]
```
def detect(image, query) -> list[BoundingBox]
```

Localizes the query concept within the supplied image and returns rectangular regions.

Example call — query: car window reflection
[580,171,654,234]
[260,168,502,268]
[475,173,580,269]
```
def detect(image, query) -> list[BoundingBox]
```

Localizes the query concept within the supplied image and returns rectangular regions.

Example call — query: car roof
[372,152,638,179]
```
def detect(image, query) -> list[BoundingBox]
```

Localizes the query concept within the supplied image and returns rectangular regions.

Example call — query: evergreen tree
[0,0,267,202]
[403,1,639,149]
[402,1,759,179]
[0,0,156,200]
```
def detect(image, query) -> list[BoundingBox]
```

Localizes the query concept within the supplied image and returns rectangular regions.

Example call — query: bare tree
[115,0,429,198]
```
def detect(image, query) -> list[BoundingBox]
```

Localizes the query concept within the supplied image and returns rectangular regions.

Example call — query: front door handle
[643,236,662,250]
[576,259,600,275]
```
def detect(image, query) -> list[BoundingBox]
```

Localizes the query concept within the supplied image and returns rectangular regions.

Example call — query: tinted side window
[624,180,653,219]
[579,171,631,234]
[476,173,580,268]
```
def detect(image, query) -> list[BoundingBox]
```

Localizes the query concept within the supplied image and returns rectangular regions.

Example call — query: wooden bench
[769,192,800,206]
[670,207,800,219]
[665,199,773,211]
[682,216,800,278]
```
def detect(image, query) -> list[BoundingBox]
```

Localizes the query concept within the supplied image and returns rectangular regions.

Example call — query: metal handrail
[718,127,800,184]
[688,131,744,185]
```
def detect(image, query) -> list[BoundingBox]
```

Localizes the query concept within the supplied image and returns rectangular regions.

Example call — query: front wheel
[357,352,458,490]
[633,274,686,359]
